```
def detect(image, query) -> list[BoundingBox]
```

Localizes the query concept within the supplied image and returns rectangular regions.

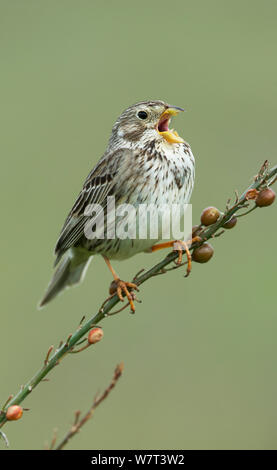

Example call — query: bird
[39,100,195,312]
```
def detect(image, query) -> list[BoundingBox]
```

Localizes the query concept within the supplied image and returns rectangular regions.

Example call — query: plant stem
[0,162,276,429]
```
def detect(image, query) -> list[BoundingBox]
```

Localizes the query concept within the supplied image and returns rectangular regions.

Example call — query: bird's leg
[102,255,139,312]
[151,237,201,277]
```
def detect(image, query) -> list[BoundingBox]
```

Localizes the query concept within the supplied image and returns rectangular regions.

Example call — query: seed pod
[192,243,214,263]
[200,207,220,226]
[109,280,117,295]
[88,327,104,345]
[6,405,23,421]
[191,225,202,238]
[256,188,276,207]
[223,215,237,229]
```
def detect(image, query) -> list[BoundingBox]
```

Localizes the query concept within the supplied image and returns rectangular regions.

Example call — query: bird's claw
[109,279,139,313]
[173,240,192,277]
[173,236,202,277]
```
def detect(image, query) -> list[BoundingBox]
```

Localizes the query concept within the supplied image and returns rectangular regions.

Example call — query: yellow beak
[158,107,185,144]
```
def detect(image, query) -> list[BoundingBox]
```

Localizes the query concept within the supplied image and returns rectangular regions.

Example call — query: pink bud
[88,327,103,345]
[6,405,23,421]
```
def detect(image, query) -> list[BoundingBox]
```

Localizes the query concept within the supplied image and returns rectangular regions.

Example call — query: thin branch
[0,162,276,431]
[53,363,123,450]
[44,346,54,366]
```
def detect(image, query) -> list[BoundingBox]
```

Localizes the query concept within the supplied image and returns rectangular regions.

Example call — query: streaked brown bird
[39,100,195,311]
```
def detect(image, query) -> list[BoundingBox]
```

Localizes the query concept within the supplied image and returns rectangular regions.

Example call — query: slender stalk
[54,363,123,450]
[0,162,276,429]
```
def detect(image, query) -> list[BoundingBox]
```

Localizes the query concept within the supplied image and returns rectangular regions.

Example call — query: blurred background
[0,0,276,450]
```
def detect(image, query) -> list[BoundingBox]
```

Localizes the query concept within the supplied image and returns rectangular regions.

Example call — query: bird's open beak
[157,106,185,144]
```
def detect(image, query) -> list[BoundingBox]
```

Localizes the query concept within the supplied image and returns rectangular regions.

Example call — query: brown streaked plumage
[39,100,195,310]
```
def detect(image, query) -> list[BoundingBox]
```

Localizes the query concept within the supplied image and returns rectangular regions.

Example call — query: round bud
[223,215,237,229]
[88,327,104,345]
[109,280,117,296]
[6,405,23,421]
[256,188,276,207]
[191,225,201,238]
[200,207,220,226]
[192,243,214,263]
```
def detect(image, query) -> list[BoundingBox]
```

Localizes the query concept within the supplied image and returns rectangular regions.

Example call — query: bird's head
[110,100,185,148]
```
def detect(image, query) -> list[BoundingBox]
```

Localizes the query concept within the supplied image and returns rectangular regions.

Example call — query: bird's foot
[151,237,201,277]
[172,240,193,277]
[173,237,202,276]
[109,279,139,313]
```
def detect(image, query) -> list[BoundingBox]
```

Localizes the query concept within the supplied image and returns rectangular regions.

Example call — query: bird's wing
[54,148,133,263]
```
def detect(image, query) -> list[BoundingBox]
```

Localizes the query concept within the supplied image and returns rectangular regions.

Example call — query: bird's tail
[38,247,93,308]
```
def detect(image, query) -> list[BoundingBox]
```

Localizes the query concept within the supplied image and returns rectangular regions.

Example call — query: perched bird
[39,100,195,311]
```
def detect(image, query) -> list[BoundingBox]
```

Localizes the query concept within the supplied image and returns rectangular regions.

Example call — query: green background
[1,0,276,450]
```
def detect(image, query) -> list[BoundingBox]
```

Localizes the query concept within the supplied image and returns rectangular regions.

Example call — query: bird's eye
[137,110,148,120]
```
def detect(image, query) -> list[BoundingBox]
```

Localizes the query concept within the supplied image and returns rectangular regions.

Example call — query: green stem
[0,162,276,429]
